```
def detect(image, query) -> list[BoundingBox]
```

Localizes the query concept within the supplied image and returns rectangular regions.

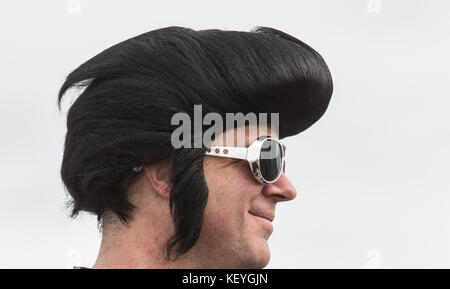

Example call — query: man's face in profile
[198,125,297,268]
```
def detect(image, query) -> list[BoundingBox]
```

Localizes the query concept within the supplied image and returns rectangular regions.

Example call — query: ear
[144,159,172,200]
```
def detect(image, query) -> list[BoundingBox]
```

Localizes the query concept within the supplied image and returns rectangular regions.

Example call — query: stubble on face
[196,125,276,268]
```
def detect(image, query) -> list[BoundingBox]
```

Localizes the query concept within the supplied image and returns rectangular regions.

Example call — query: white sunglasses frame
[205,136,286,184]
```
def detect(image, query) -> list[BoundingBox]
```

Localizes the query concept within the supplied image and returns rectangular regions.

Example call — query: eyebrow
[241,135,271,149]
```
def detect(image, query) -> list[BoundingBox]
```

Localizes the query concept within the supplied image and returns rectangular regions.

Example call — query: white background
[0,0,449,268]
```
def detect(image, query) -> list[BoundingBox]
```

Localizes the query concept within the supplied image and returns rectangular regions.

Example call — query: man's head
[57,26,332,268]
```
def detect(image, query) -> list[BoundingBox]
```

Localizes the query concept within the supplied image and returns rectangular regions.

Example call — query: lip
[248,211,274,222]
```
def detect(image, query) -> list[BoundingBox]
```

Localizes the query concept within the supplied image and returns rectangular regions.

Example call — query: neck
[91,212,206,269]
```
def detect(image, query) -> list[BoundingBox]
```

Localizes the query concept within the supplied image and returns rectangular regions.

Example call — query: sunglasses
[205,136,286,184]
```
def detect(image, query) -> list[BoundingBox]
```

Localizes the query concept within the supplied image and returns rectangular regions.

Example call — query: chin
[240,239,271,269]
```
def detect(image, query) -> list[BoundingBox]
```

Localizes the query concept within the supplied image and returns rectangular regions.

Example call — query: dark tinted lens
[259,139,282,182]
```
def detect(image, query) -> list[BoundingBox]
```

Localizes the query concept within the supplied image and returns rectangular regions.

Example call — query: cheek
[203,178,248,229]
[203,158,253,203]
[204,161,259,216]
[204,170,244,231]
[202,161,259,238]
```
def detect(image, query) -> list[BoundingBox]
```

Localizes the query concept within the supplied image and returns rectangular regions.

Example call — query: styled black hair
[57,26,333,260]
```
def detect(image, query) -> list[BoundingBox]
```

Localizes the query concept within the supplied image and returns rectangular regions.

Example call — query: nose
[262,173,297,202]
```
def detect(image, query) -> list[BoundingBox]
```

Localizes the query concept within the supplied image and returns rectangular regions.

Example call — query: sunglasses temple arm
[205,146,248,160]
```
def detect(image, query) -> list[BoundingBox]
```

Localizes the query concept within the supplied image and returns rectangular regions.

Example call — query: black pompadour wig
[57,26,333,260]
